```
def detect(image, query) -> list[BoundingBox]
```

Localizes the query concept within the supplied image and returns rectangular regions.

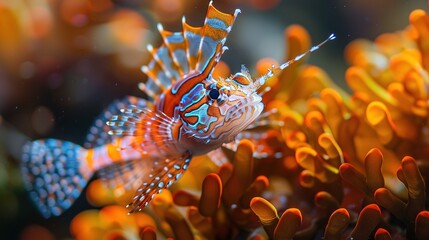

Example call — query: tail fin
[21,139,92,218]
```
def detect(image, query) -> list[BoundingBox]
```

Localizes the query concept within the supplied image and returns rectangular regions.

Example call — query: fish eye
[208,88,220,100]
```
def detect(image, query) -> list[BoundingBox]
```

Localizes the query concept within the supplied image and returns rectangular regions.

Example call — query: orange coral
[70,205,156,240]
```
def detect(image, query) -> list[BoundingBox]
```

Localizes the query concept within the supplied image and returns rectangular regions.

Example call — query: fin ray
[97,159,152,191]
[107,107,177,156]
[126,153,192,212]
[140,3,239,99]
[158,24,189,76]
[195,3,239,73]
[84,96,152,149]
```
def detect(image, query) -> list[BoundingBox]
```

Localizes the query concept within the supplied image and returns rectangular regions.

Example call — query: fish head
[178,66,263,147]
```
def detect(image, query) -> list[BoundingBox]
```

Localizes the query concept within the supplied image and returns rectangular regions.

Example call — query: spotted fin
[127,153,192,212]
[84,96,152,149]
[21,139,92,218]
[140,2,239,100]
[97,159,152,191]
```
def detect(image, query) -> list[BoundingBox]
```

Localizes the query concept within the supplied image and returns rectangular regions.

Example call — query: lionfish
[21,1,335,217]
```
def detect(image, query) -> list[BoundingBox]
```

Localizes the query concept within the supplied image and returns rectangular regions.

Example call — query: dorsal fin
[140,2,239,101]
[158,24,189,76]
[194,3,240,73]
[183,23,204,71]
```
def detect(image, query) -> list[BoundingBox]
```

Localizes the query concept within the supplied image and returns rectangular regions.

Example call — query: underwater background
[1,0,429,239]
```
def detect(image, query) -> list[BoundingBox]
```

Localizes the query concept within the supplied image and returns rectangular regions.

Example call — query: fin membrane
[107,106,177,156]
[84,96,152,149]
[140,2,239,100]
[97,159,152,191]
[21,139,91,218]
[127,153,192,213]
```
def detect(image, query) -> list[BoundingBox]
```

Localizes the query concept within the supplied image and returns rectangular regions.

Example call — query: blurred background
[0,0,426,239]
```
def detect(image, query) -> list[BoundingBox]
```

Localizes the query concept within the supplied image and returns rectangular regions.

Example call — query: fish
[20,1,335,217]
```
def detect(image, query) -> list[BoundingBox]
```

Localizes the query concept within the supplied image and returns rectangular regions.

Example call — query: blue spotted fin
[21,139,92,218]
[127,153,192,213]
[139,1,240,100]
[84,96,152,149]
